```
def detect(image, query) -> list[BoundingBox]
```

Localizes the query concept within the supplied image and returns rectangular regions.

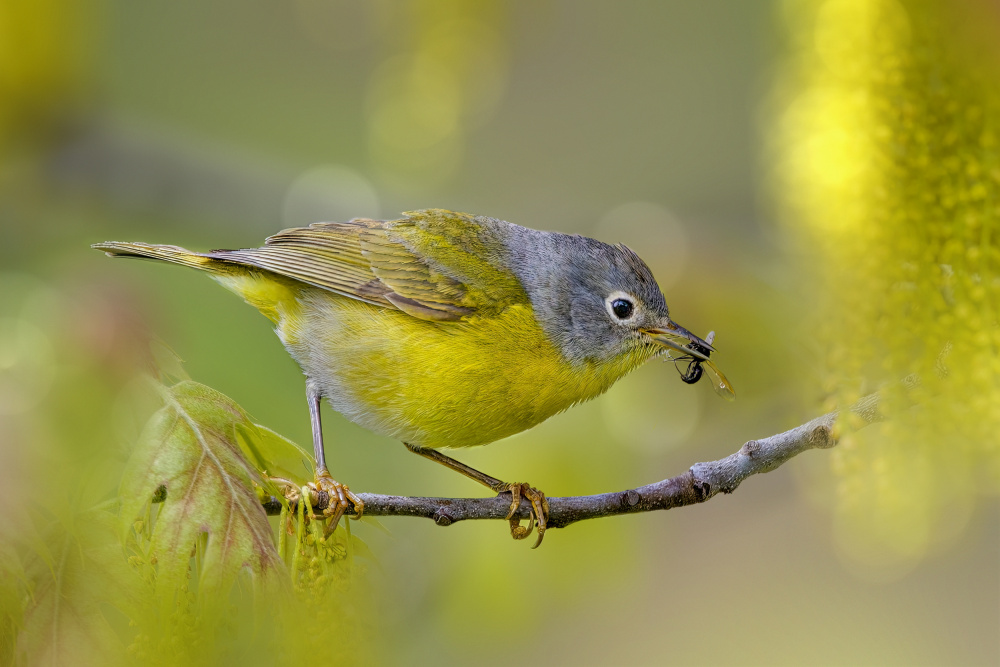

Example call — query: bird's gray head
[503,225,710,366]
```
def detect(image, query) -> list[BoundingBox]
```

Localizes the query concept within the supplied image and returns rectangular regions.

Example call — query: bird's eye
[610,298,634,320]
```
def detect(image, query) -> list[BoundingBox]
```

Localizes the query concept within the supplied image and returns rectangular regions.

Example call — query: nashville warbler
[94,208,733,547]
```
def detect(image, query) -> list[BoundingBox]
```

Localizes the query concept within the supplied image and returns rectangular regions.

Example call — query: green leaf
[235,422,313,492]
[349,534,379,564]
[357,514,391,536]
[119,380,287,602]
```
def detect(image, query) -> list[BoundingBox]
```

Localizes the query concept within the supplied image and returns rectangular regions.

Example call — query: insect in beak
[645,328,736,401]
[642,322,713,360]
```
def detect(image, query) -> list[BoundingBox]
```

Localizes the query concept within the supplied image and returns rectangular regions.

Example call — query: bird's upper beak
[642,321,713,360]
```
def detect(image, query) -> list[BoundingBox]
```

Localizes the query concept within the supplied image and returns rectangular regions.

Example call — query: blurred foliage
[0,276,372,664]
[120,378,373,666]
[773,0,1000,571]
[17,510,141,665]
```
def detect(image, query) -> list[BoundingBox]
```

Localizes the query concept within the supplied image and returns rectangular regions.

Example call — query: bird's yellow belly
[275,287,642,449]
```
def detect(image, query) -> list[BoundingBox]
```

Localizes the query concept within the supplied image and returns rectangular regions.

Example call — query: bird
[93,208,733,547]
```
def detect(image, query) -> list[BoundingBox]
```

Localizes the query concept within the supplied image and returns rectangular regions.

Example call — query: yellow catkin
[773,0,1000,563]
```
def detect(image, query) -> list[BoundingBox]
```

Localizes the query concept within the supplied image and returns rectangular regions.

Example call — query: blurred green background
[1,0,997,664]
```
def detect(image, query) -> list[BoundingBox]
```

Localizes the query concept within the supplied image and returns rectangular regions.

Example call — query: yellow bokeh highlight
[773,0,1000,568]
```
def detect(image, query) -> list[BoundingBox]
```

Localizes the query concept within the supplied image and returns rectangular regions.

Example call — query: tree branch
[260,387,892,529]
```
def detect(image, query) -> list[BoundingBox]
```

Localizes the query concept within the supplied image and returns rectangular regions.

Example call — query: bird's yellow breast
[216,271,649,449]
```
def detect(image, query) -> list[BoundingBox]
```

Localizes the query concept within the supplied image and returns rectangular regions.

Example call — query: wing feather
[205,210,528,322]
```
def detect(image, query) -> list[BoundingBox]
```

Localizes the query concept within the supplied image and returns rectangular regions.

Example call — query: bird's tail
[93,240,298,325]
[92,241,229,273]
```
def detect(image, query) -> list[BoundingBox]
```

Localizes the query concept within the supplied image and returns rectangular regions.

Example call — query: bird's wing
[358,209,528,321]
[208,218,395,307]
[208,209,527,322]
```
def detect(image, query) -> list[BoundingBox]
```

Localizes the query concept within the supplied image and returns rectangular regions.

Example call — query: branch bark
[261,388,891,529]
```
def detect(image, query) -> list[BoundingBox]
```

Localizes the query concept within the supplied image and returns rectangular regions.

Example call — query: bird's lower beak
[642,321,713,360]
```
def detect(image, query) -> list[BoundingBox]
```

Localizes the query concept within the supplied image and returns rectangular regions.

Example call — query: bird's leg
[404,443,549,548]
[306,384,363,534]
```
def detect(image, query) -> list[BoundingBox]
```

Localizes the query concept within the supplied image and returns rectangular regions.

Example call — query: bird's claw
[308,468,363,536]
[497,482,549,548]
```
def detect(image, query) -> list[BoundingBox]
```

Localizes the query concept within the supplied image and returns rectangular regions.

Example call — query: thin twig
[260,387,894,529]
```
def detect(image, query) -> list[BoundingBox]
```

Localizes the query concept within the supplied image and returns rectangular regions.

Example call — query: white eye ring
[605,291,638,323]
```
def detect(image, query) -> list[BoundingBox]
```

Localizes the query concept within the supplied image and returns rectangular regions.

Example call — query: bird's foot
[493,482,549,549]
[307,467,363,536]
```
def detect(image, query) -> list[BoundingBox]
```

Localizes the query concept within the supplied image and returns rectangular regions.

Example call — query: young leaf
[119,380,287,602]
[235,422,313,491]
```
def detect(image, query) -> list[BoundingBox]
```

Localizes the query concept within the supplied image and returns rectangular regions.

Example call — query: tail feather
[92,241,223,272]
[94,240,299,324]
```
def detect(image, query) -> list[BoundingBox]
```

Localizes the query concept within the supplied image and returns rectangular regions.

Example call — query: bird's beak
[642,321,713,361]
